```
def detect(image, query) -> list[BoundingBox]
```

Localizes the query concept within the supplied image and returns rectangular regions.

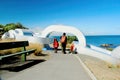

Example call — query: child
[53,38,59,53]
[69,43,77,54]
[70,43,74,53]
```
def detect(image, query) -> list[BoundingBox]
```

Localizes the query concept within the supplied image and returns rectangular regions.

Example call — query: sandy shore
[79,54,120,80]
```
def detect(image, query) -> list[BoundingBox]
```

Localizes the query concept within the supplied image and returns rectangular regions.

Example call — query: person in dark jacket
[60,33,67,54]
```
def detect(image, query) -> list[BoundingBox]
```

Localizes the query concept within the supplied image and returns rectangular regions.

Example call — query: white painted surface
[1,29,50,44]
[41,25,86,47]
[112,46,120,59]
[77,46,120,64]
[89,44,111,55]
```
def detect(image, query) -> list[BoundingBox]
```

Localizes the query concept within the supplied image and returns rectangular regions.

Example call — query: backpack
[60,36,66,43]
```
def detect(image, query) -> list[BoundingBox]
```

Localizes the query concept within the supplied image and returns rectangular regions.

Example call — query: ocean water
[49,35,120,48]
[86,35,120,48]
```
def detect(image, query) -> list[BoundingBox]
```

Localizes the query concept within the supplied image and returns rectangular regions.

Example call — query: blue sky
[0,0,120,35]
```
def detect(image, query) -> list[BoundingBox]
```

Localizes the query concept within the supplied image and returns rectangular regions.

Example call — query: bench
[0,41,36,62]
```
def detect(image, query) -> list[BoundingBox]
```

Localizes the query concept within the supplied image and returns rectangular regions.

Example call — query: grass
[107,48,113,51]
[26,43,43,55]
[0,48,21,56]
[107,62,120,68]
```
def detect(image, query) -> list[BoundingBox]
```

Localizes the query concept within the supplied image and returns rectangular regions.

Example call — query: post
[21,46,26,62]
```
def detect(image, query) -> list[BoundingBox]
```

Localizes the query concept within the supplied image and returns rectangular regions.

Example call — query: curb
[74,54,97,80]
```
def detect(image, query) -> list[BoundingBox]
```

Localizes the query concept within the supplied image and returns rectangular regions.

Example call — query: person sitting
[69,41,77,54]
[70,43,74,53]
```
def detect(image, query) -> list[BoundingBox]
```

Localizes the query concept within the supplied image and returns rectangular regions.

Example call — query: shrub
[26,43,43,56]
[67,36,78,43]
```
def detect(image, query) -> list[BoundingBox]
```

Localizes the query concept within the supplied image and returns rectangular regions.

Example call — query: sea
[49,35,120,48]
[86,35,120,48]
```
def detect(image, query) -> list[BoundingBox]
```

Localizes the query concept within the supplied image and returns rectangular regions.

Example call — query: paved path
[2,51,92,80]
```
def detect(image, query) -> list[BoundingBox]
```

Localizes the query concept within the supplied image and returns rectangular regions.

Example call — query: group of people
[53,33,67,54]
[53,33,75,54]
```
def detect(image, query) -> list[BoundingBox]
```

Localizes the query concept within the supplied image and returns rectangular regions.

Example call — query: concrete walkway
[2,51,92,80]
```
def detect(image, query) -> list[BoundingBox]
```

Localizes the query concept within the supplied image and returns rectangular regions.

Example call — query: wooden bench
[0,41,36,62]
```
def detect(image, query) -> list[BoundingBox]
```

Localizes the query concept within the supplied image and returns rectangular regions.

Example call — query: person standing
[60,33,67,54]
[53,38,59,53]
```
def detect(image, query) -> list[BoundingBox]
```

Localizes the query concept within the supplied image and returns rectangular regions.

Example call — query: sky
[0,0,120,35]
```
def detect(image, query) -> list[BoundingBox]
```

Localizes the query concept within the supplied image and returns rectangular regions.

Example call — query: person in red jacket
[53,38,59,53]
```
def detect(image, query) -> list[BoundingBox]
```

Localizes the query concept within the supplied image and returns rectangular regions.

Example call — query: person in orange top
[60,33,67,54]
[53,38,59,53]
